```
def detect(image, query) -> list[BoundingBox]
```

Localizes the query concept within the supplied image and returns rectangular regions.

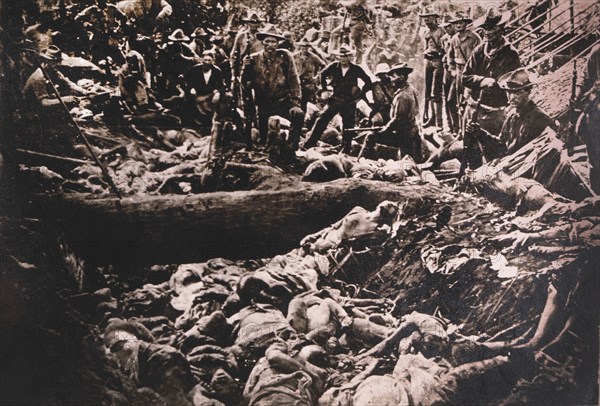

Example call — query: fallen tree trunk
[26,179,445,266]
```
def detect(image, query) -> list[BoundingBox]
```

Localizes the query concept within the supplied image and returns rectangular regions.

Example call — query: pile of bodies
[91,189,598,405]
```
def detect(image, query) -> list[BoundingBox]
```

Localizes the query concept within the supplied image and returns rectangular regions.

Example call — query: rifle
[345,126,384,133]
[356,127,384,159]
[24,49,122,199]
[459,98,482,177]
[341,9,350,45]
[241,59,256,145]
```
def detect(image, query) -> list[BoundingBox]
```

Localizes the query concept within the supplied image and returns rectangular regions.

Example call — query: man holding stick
[359,63,421,161]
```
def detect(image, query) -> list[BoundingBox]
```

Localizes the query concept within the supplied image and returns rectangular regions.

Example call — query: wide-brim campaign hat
[497,68,538,91]
[297,38,312,47]
[473,9,511,29]
[168,28,190,42]
[335,44,354,56]
[375,63,390,76]
[450,13,473,24]
[419,8,439,18]
[191,27,209,38]
[241,11,264,23]
[388,62,413,76]
[256,24,285,41]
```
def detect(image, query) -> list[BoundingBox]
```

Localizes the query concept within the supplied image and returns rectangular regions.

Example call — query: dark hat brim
[497,68,538,91]
[498,82,535,91]
[473,11,511,29]
[388,66,413,75]
[256,32,285,41]
[450,17,473,24]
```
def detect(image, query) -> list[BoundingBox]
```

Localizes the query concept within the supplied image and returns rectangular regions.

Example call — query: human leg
[304,103,341,148]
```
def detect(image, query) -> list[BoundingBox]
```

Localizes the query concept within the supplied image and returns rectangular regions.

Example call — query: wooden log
[25,179,445,266]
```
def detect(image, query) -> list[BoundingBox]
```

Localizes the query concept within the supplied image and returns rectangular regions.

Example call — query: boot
[423,99,436,127]
[341,132,353,154]
[433,100,444,129]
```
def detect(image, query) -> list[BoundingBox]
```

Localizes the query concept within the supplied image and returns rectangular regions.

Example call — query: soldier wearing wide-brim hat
[418,10,439,18]
[497,67,537,91]
[241,23,304,155]
[440,15,459,133]
[387,62,413,76]
[360,62,422,160]
[191,27,209,38]
[461,7,521,139]
[240,11,265,24]
[256,24,286,42]
[467,67,555,160]
[22,45,88,155]
[294,36,326,110]
[230,10,264,90]
[447,12,480,136]
[472,9,511,30]
[168,28,190,42]
[420,6,446,129]
[449,14,473,25]
[303,42,373,153]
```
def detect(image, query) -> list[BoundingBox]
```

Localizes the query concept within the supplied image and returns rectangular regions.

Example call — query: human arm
[356,65,373,99]
[320,62,336,91]
[265,346,326,393]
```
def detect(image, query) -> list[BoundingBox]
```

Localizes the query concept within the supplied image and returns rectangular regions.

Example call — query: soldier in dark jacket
[462,9,521,136]
[468,68,556,160]
[303,45,372,153]
[419,10,445,129]
[241,25,303,153]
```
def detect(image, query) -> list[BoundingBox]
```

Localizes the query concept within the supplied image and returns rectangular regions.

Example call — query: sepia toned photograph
[0,0,598,404]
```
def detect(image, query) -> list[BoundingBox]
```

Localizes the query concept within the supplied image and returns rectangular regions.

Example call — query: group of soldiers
[1,0,599,187]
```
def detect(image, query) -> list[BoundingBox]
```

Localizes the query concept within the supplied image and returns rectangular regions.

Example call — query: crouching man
[359,63,422,161]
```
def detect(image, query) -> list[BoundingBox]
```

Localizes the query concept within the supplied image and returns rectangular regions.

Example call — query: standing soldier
[448,13,480,136]
[338,0,371,62]
[241,25,304,156]
[419,10,445,129]
[230,11,264,97]
[440,16,458,133]
[303,44,373,153]
[293,39,326,111]
[188,27,210,60]
[462,9,520,137]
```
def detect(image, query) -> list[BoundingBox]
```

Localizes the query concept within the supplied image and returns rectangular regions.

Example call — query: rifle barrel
[25,50,122,199]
